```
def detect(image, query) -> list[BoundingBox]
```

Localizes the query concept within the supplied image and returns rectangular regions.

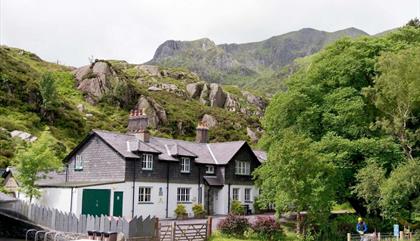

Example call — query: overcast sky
[1,0,419,67]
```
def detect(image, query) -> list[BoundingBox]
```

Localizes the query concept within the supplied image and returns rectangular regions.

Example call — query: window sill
[235,173,251,176]
[180,171,191,174]
[74,168,83,171]
[142,168,153,171]
[244,201,253,204]
[177,202,192,204]
[138,202,154,204]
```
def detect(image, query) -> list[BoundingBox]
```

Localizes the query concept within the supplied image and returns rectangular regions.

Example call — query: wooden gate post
[207,217,213,239]
[400,231,404,240]
[155,218,160,241]
[347,233,351,241]
[171,221,176,241]
[378,232,381,241]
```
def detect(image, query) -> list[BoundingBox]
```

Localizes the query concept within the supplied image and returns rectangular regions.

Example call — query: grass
[209,231,302,241]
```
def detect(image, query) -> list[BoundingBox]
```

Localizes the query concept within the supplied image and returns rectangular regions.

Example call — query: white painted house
[32,110,266,219]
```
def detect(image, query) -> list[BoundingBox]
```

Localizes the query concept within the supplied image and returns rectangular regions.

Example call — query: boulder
[76,104,85,112]
[161,83,178,92]
[186,83,203,98]
[201,114,217,128]
[224,93,240,112]
[209,83,226,108]
[137,65,160,76]
[242,91,267,110]
[136,96,167,128]
[246,127,259,143]
[148,86,162,91]
[75,61,117,104]
[199,84,210,105]
[10,130,37,142]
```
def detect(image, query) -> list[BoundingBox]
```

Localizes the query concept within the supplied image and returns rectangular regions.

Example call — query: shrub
[230,200,244,215]
[192,203,206,218]
[251,216,283,240]
[175,204,187,219]
[218,214,250,237]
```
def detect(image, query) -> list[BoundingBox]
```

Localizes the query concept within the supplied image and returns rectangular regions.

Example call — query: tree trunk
[348,197,367,216]
[296,212,302,234]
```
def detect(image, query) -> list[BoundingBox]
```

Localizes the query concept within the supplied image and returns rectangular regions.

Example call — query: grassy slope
[0,46,259,167]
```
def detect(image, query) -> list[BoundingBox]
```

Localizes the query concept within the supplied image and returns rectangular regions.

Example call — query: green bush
[175,204,188,219]
[192,203,206,218]
[231,200,244,215]
[251,216,283,240]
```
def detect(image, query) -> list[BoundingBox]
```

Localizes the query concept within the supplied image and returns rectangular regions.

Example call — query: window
[235,161,250,175]
[138,187,151,203]
[205,165,214,174]
[74,155,83,170]
[177,188,190,202]
[180,157,190,173]
[142,154,153,170]
[244,188,251,202]
[232,188,239,201]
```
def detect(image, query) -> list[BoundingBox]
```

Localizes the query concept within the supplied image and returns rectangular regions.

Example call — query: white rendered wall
[33,188,73,213]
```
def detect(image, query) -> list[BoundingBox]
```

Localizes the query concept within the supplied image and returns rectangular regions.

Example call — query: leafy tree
[380,159,420,226]
[255,130,338,234]
[365,47,420,160]
[13,130,61,202]
[39,72,59,122]
[352,161,386,215]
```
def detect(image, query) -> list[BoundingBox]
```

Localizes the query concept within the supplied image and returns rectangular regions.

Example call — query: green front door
[82,189,111,216]
[113,191,123,217]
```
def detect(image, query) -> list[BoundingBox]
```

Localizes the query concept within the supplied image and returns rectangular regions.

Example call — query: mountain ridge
[147,27,369,94]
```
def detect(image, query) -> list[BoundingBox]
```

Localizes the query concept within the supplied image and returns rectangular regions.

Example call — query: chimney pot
[196,121,209,143]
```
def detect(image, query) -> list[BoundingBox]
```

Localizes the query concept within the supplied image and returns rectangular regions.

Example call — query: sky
[1,0,419,67]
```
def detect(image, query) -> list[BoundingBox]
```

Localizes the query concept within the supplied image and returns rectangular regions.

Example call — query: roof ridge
[207,144,219,165]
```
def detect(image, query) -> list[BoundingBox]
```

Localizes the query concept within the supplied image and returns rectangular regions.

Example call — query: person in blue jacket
[356,217,368,240]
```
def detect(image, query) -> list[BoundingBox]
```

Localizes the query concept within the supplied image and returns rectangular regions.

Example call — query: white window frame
[232,188,239,201]
[244,188,252,203]
[205,165,215,174]
[138,187,152,203]
[180,157,190,173]
[177,187,191,203]
[235,161,250,175]
[74,155,83,171]
[142,154,153,170]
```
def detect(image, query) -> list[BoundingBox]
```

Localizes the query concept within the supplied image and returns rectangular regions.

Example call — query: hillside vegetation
[148,28,368,95]
[0,47,266,167]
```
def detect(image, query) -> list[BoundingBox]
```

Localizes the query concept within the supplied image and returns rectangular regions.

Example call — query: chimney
[128,109,150,142]
[196,121,209,143]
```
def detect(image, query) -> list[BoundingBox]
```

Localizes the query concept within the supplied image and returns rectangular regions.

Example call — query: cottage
[33,110,266,219]
[0,167,19,197]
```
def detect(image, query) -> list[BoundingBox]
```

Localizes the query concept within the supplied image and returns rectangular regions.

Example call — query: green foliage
[175,204,188,219]
[255,131,338,232]
[13,130,62,201]
[352,161,386,215]
[380,159,420,225]
[192,203,206,218]
[39,72,59,113]
[231,200,244,215]
[406,18,420,28]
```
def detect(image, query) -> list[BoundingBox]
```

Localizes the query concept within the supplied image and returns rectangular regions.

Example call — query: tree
[352,161,386,215]
[39,72,59,122]
[255,130,338,235]
[365,47,420,160]
[406,18,420,28]
[380,159,420,226]
[13,130,61,202]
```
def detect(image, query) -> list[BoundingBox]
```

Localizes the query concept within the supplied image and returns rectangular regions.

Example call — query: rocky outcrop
[73,61,117,104]
[242,91,267,110]
[137,65,160,76]
[201,114,217,128]
[186,83,203,98]
[246,127,259,143]
[136,96,167,128]
[199,83,210,106]
[209,83,227,108]
[224,93,240,112]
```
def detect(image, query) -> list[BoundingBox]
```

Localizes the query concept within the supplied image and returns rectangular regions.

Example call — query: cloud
[1,0,418,66]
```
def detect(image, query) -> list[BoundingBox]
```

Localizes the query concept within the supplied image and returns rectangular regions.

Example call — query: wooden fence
[159,218,212,241]
[0,200,158,239]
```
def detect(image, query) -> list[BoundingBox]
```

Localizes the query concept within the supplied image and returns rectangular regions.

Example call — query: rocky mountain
[148,27,368,94]
[0,46,266,167]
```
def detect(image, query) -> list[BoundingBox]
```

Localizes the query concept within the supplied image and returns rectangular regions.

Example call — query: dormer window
[142,154,153,170]
[180,157,190,173]
[235,160,250,175]
[205,165,214,174]
[74,155,83,171]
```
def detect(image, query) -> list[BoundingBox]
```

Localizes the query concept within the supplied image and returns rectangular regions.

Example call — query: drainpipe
[207,187,210,215]
[132,159,136,218]
[198,165,201,204]
[165,162,170,218]
[65,164,69,182]
[70,187,74,213]
[228,183,231,213]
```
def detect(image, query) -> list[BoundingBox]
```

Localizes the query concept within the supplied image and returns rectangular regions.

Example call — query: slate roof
[203,176,224,187]
[0,192,17,203]
[253,150,267,162]
[92,130,264,166]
